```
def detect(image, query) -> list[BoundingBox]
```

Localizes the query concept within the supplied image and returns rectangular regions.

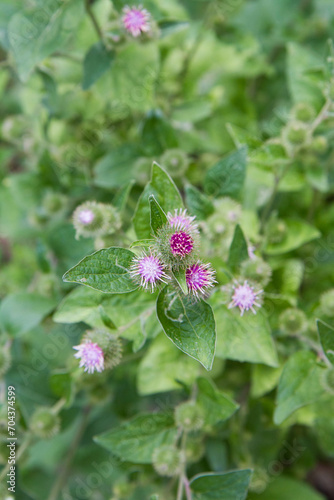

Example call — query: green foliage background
[1,0,334,499]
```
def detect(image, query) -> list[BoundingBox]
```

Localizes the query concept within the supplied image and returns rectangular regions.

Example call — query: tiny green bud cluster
[279,308,307,335]
[152,445,184,477]
[30,407,60,439]
[174,401,204,431]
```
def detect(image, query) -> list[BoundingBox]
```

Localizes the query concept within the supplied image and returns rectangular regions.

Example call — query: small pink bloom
[73,341,104,374]
[167,209,198,233]
[228,280,263,316]
[122,5,150,37]
[186,262,216,298]
[78,209,95,225]
[170,231,194,257]
[130,252,169,291]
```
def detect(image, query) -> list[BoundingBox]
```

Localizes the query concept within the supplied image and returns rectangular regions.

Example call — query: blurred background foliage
[1,0,334,499]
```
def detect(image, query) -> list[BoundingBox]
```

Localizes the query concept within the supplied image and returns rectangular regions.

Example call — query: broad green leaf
[251,364,282,398]
[287,42,324,108]
[197,377,239,426]
[133,162,183,239]
[8,0,84,81]
[94,144,140,189]
[158,19,189,38]
[172,268,188,295]
[130,239,155,249]
[140,110,178,156]
[113,180,135,212]
[264,219,320,255]
[62,247,138,294]
[204,147,247,199]
[274,351,326,424]
[149,195,168,235]
[0,293,56,336]
[227,224,249,271]
[190,469,252,500]
[156,285,216,370]
[248,476,325,500]
[94,412,177,464]
[315,415,334,458]
[137,335,200,395]
[49,370,74,407]
[185,184,214,220]
[214,305,278,367]
[82,42,115,90]
[316,319,334,364]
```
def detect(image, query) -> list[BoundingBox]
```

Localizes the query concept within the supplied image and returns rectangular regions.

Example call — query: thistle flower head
[78,208,95,224]
[228,280,263,316]
[170,231,194,257]
[122,5,150,37]
[130,252,169,291]
[82,330,123,370]
[186,261,216,298]
[72,201,121,239]
[73,341,104,374]
[167,208,198,232]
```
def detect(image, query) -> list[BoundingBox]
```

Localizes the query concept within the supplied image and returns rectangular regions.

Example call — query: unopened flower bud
[279,308,307,335]
[310,136,328,154]
[284,122,308,145]
[30,407,60,438]
[292,103,316,123]
[174,401,204,431]
[42,191,67,215]
[72,201,120,239]
[152,445,184,477]
[266,219,287,244]
[160,149,189,178]
[240,258,272,287]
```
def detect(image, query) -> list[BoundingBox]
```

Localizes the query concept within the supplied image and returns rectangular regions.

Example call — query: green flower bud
[82,329,123,370]
[42,191,67,215]
[279,308,307,335]
[240,258,272,287]
[72,201,121,239]
[249,467,269,493]
[152,445,184,477]
[174,401,204,431]
[284,122,308,145]
[160,149,189,178]
[266,219,287,244]
[292,103,316,123]
[320,289,334,317]
[206,198,242,237]
[30,407,60,439]
[310,136,328,154]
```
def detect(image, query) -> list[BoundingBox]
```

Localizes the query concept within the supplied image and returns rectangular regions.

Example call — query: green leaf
[248,476,325,500]
[82,42,115,90]
[172,268,188,295]
[94,412,177,464]
[62,247,138,294]
[197,377,239,426]
[158,19,189,38]
[149,195,168,235]
[8,0,84,81]
[214,305,278,367]
[113,180,135,212]
[156,286,216,370]
[287,42,325,108]
[264,219,321,255]
[133,162,183,239]
[94,144,140,189]
[185,184,214,220]
[204,147,247,199]
[227,225,249,271]
[49,370,74,407]
[251,364,282,398]
[140,110,178,156]
[137,335,200,395]
[317,319,334,364]
[0,293,56,336]
[130,239,155,249]
[274,351,326,424]
[98,305,117,330]
[190,469,252,500]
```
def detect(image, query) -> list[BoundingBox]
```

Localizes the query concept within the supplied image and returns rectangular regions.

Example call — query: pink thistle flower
[122,5,150,37]
[77,208,95,225]
[167,209,198,233]
[170,231,194,257]
[228,280,263,316]
[73,341,104,374]
[186,261,216,298]
[130,252,170,291]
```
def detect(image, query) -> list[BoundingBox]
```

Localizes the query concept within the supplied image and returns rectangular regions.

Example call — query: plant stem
[310,99,331,135]
[84,0,105,44]
[183,475,192,500]
[47,406,91,500]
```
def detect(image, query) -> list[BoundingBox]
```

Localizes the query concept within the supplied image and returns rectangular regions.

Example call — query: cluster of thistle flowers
[73,329,123,376]
[130,209,217,299]
[72,201,121,240]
